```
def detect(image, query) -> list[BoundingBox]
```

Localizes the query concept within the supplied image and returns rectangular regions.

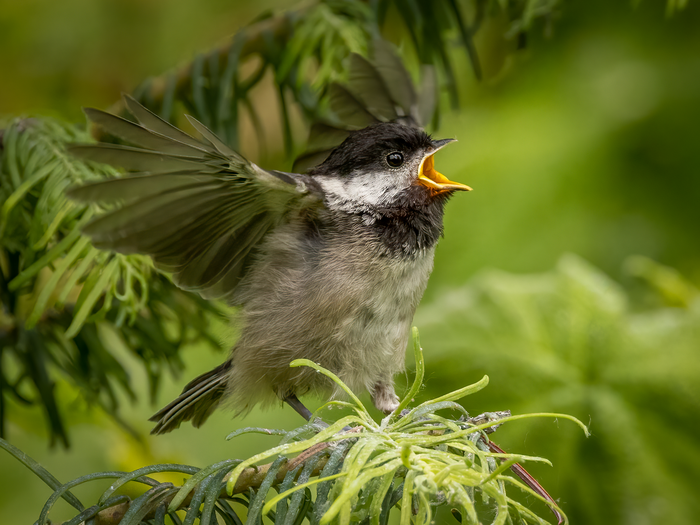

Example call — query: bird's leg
[284,393,314,421]
[283,392,361,471]
[371,381,400,414]
[283,393,353,431]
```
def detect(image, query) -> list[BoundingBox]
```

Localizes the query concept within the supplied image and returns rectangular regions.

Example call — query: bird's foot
[371,382,400,414]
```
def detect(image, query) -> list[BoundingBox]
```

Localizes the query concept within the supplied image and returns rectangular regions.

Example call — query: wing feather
[348,54,399,122]
[68,173,212,204]
[123,94,205,149]
[69,144,214,173]
[185,115,240,158]
[328,84,379,129]
[293,38,435,171]
[83,108,209,156]
[417,65,438,127]
[82,184,236,247]
[70,95,320,304]
[372,38,418,118]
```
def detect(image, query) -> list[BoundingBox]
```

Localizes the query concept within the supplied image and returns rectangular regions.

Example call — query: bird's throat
[358,190,448,257]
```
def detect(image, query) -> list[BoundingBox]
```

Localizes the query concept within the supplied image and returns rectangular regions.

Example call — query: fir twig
[4,330,588,525]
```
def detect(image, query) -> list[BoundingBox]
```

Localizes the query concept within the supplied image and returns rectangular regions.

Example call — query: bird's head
[310,122,471,210]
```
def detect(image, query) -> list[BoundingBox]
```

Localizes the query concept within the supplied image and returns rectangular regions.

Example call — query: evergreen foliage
[0,1,696,524]
[418,255,700,523]
[1,333,587,525]
[106,0,563,155]
[0,0,566,447]
[0,118,224,446]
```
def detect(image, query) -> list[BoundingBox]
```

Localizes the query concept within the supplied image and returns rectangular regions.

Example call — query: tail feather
[149,361,232,434]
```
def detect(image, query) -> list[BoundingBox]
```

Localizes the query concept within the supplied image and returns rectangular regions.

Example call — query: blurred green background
[1,0,699,524]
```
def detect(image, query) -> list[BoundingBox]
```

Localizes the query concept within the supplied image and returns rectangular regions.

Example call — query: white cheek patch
[348,175,398,206]
[318,173,409,210]
[316,177,347,202]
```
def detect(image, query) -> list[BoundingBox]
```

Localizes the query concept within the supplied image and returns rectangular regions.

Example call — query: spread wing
[69,95,321,304]
[293,38,437,172]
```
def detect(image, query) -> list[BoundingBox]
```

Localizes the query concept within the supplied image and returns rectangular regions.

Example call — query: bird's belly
[326,254,432,389]
[228,242,435,408]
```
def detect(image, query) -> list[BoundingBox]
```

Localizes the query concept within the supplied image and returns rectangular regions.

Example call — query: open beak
[417,138,472,193]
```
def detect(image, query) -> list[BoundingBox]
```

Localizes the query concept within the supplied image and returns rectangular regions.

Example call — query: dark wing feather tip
[293,38,432,171]
[70,96,317,306]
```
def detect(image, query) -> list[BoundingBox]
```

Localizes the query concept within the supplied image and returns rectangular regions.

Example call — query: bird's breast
[230,209,438,400]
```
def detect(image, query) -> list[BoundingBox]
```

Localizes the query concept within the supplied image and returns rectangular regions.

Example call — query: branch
[93,452,330,525]
[91,410,565,525]
[3,330,587,524]
[94,12,296,140]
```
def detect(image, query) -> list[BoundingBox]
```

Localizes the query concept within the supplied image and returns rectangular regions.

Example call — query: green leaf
[0,437,83,512]
[63,257,120,338]
[25,235,91,328]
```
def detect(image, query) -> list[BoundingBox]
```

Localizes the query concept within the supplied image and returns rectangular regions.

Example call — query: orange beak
[417,139,472,193]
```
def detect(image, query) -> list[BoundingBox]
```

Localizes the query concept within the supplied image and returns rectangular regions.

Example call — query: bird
[68,41,472,434]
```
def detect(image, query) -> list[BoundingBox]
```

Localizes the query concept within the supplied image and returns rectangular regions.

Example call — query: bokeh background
[1,0,699,524]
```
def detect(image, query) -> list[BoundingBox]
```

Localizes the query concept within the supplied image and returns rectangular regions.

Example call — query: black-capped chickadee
[69,43,471,434]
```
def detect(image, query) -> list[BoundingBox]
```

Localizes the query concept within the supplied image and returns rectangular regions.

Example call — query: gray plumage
[69,44,470,434]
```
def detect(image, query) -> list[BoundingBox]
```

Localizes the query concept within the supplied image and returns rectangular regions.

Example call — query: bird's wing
[293,38,437,172]
[69,95,321,304]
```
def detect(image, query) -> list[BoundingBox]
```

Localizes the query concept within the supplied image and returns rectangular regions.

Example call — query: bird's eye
[386,152,404,168]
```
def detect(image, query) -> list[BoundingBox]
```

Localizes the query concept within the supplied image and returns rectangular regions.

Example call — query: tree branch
[93,452,330,525]
[90,412,527,525]
[92,12,295,141]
